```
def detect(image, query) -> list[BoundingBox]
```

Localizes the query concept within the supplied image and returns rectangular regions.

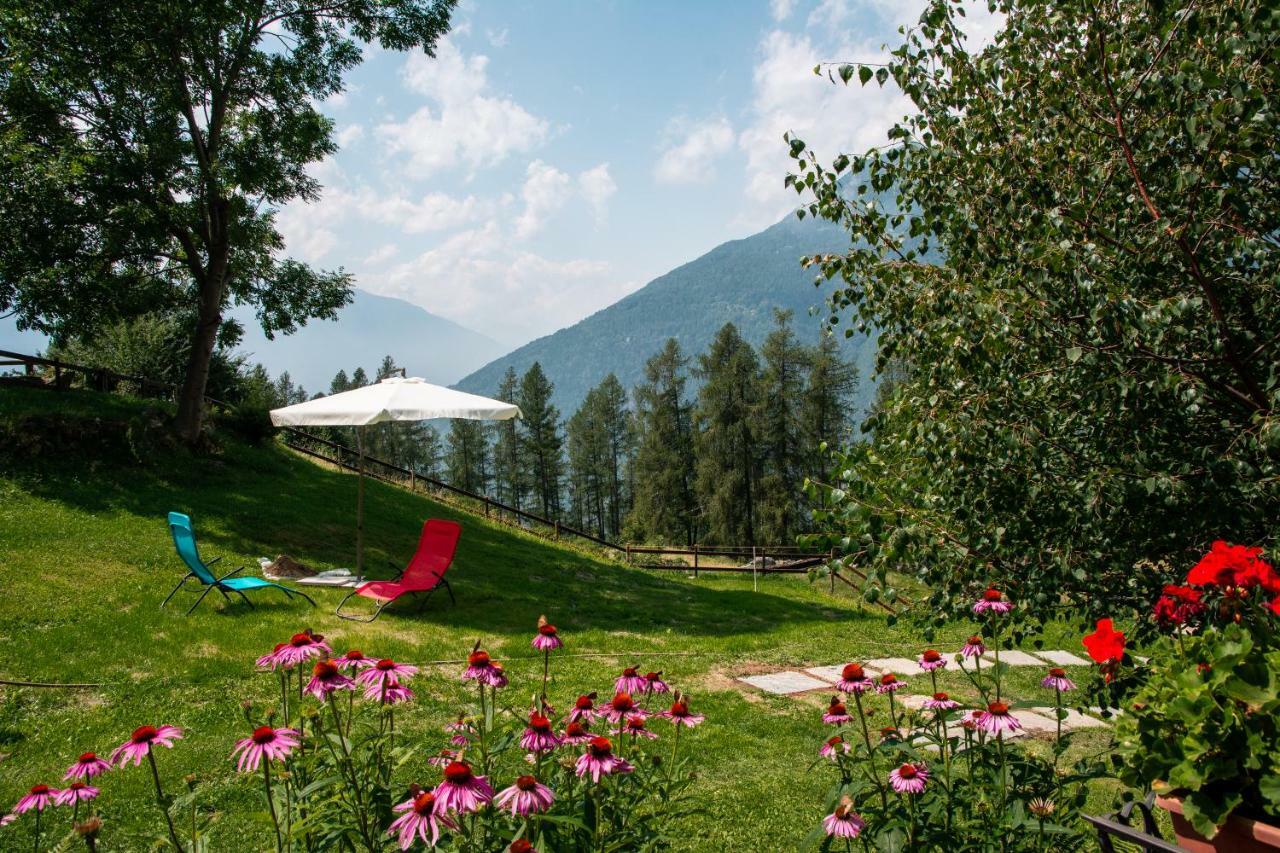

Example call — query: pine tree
[330,369,351,395]
[694,323,762,545]
[350,367,368,388]
[597,374,632,537]
[518,363,564,518]
[802,330,860,486]
[446,420,490,495]
[626,339,697,544]
[490,367,526,512]
[756,310,810,542]
[566,400,604,534]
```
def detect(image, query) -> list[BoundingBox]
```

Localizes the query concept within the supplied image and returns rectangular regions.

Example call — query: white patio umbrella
[270,376,520,576]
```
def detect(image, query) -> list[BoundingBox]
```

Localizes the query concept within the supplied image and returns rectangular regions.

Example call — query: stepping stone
[737,671,830,695]
[980,650,1047,666]
[1032,707,1108,729]
[804,664,881,683]
[1036,650,1091,667]
[866,657,921,674]
[896,694,930,710]
[1010,709,1061,734]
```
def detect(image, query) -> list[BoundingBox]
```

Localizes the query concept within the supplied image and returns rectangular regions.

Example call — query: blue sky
[275,0,1000,346]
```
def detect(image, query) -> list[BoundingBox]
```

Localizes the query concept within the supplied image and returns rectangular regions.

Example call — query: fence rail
[2,348,892,609]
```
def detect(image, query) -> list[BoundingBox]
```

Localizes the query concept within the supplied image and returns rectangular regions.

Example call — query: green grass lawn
[0,387,1122,850]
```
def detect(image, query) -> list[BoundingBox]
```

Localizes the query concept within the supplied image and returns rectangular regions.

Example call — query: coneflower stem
[851,692,888,810]
[263,762,282,853]
[32,807,40,853]
[541,649,550,701]
[146,751,184,852]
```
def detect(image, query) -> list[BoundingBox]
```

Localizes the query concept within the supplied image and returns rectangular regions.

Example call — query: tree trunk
[174,268,225,445]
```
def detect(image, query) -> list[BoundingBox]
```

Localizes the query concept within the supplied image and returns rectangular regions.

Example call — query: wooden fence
[1,348,892,609]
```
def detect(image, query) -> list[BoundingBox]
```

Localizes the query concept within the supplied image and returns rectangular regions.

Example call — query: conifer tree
[626,339,697,544]
[330,369,351,395]
[694,323,762,544]
[518,363,564,519]
[596,374,632,536]
[802,330,860,485]
[446,420,489,495]
[756,310,810,542]
[491,367,526,511]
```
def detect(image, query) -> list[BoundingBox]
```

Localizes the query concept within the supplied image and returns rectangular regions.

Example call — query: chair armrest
[216,566,246,582]
[387,559,405,581]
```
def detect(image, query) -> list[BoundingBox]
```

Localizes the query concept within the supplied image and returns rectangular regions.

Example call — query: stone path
[735,648,1113,733]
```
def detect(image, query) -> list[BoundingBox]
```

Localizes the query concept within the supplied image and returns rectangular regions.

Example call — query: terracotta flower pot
[1156,795,1280,852]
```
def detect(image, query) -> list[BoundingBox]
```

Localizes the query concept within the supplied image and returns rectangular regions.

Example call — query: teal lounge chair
[162,512,315,615]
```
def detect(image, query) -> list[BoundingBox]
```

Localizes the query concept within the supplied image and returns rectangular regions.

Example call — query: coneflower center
[78,752,97,762]
[1049,667,1066,678]
[933,692,949,701]
[30,784,49,795]
[468,650,490,666]
[131,725,158,743]
[376,659,396,671]
[897,764,918,779]
[443,761,473,784]
[923,650,941,662]
[412,792,436,815]
[314,661,339,679]
[566,722,588,737]
[669,701,689,716]
[251,726,277,745]
[529,714,552,732]
[538,624,557,635]
[610,693,634,712]
[588,737,613,757]
[574,695,594,710]
[515,775,538,791]
[983,588,1002,601]
[842,663,864,680]
[988,701,1010,714]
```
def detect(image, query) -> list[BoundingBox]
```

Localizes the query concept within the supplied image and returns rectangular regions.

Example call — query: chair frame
[1084,793,1187,853]
[163,514,316,615]
[335,558,456,622]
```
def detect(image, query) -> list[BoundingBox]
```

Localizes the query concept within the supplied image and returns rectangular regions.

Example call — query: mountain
[230,290,507,393]
[0,290,508,395]
[455,212,877,416]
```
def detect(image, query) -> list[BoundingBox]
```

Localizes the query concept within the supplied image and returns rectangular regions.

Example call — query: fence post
[693,544,699,579]
[626,544,631,565]
[483,498,490,518]
[554,521,560,540]
[752,546,758,593]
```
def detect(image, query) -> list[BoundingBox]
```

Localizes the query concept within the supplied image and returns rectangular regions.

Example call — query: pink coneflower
[262,630,332,670]
[603,692,646,723]
[822,696,852,725]
[876,673,904,694]
[973,588,1013,614]
[231,726,300,772]
[889,762,929,794]
[532,616,563,651]
[428,749,461,768]
[918,649,947,672]
[924,692,960,711]
[445,715,474,746]
[624,716,659,740]
[53,783,98,807]
[335,649,374,671]
[822,798,865,839]
[661,698,705,728]
[358,658,419,689]
[0,814,13,827]
[836,663,873,694]
[510,840,536,853]
[495,775,555,817]
[521,712,561,753]
[110,725,183,767]
[64,752,112,781]
[486,662,509,689]
[960,710,982,731]
[568,693,598,722]
[462,649,496,682]
[561,721,595,745]
[387,789,456,851]
[615,666,647,694]
[367,679,415,705]
[433,761,494,815]
[575,737,634,783]
[879,727,902,743]
[642,671,670,694]
[13,785,57,814]
[1041,667,1076,692]
[304,660,355,699]
[819,735,850,760]
[961,635,986,658]
[976,702,1022,736]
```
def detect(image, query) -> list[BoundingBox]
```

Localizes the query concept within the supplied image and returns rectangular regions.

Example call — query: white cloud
[363,243,398,266]
[335,124,364,147]
[770,0,797,21]
[515,160,571,239]
[486,28,509,48]
[578,163,617,222]
[354,189,489,234]
[377,38,549,177]
[377,223,627,343]
[653,116,735,185]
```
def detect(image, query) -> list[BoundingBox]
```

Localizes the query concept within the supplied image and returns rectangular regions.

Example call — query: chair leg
[236,588,254,609]
[416,589,435,613]
[441,578,456,606]
[184,584,216,616]
[161,574,194,609]
[335,590,382,622]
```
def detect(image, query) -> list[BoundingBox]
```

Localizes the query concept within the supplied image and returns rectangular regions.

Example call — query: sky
[275,0,1001,347]
[0,0,1000,360]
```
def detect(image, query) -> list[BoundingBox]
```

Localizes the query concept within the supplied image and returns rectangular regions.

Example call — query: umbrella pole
[356,426,365,579]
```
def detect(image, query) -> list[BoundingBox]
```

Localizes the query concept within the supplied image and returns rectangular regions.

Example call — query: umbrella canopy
[269,376,520,579]
[269,376,520,427]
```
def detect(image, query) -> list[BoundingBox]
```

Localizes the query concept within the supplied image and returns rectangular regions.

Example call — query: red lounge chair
[335,519,461,622]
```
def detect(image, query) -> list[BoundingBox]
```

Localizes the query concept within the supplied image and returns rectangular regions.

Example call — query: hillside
[455,212,877,416]
[0,384,908,851]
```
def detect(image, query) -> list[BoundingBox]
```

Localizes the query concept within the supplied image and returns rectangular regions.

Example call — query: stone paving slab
[1010,709,1061,733]
[1036,650,1092,667]
[896,693,930,710]
[1033,707,1109,729]
[737,671,831,695]
[805,664,881,683]
[980,650,1048,666]
[866,657,921,674]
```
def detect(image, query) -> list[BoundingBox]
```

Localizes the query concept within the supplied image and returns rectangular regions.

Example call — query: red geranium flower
[1152,585,1204,628]
[1186,541,1280,592]
[1082,618,1125,675]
